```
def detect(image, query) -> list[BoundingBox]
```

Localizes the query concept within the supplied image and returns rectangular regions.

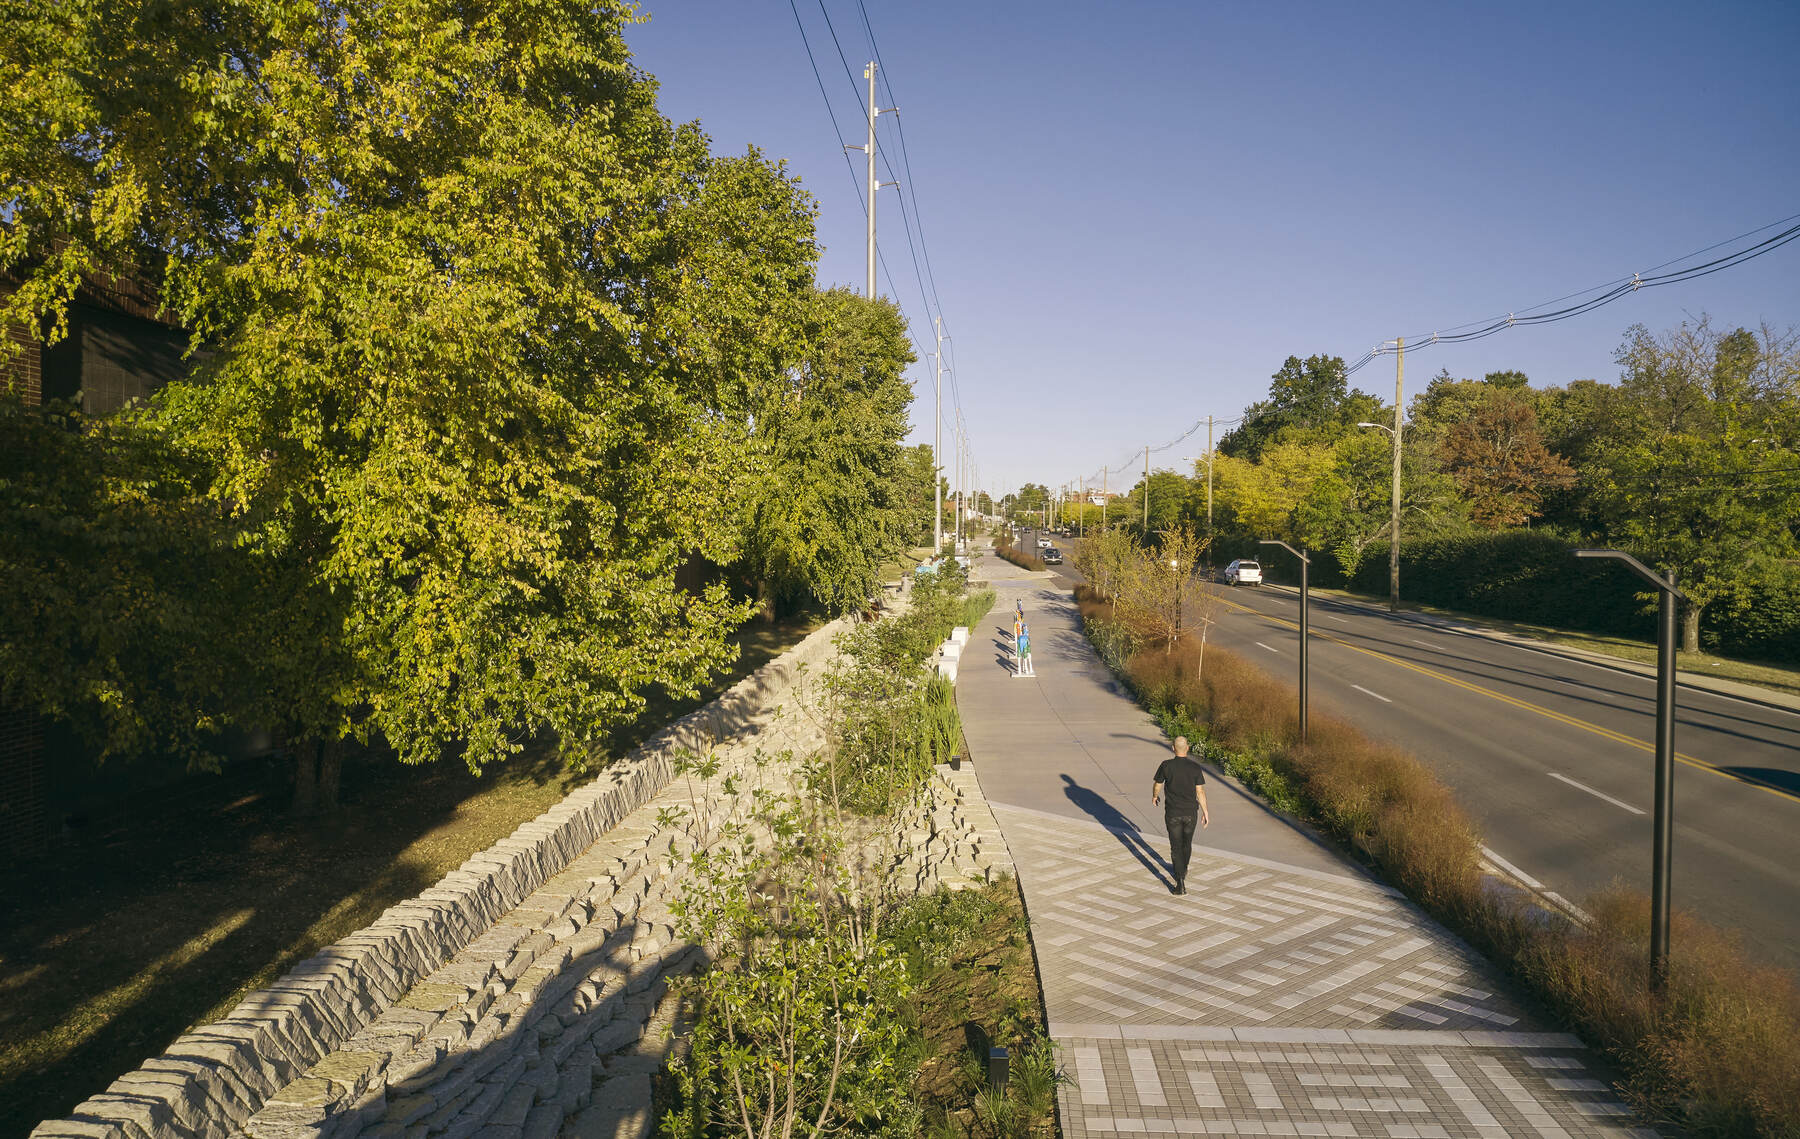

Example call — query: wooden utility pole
[1143,445,1150,531]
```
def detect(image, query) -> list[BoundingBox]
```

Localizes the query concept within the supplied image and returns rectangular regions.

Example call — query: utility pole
[1143,445,1150,532]
[849,62,896,298]
[1206,415,1214,535]
[932,317,943,555]
[953,414,962,551]
[1102,467,1108,529]
[1389,337,1404,612]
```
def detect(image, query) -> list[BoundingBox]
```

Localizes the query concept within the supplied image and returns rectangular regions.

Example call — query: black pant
[1166,812,1197,885]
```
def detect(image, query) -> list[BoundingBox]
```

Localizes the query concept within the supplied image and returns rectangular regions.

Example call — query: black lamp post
[1259,540,1310,743]
[1575,549,1685,991]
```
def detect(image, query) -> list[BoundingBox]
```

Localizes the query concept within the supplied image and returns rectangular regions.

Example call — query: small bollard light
[949,754,963,771]
[988,1045,1010,1093]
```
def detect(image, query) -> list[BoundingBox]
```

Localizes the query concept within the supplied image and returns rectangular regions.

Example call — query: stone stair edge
[30,616,850,1139]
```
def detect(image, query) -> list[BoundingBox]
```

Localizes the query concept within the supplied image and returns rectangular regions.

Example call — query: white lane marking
[1482,846,1595,926]
[1412,638,1434,647]
[1548,772,1645,815]
[1543,892,1594,924]
[1479,846,1542,888]
[1255,641,1280,654]
[1351,684,1392,703]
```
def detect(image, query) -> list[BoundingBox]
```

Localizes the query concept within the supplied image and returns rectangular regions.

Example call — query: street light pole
[1576,549,1685,991]
[1259,540,1310,742]
[1389,337,1403,611]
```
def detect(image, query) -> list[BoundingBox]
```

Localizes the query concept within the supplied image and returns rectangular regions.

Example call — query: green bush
[1341,531,1653,636]
[1704,574,1800,663]
[1305,530,1800,661]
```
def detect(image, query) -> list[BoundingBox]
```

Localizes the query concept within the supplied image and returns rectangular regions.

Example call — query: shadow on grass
[0,609,825,1137]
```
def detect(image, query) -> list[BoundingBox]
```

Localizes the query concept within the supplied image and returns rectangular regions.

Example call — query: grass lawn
[0,611,823,1139]
[1303,585,1800,698]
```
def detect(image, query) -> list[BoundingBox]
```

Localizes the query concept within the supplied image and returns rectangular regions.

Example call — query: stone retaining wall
[31,619,848,1139]
[889,762,1016,894]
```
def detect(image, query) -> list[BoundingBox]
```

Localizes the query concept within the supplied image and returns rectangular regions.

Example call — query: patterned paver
[957,563,1663,1139]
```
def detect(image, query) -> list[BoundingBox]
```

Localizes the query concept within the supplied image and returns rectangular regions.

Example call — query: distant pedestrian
[1016,622,1035,677]
[1151,736,1209,894]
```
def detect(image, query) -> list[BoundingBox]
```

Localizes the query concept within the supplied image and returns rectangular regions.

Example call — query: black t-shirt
[1153,755,1207,816]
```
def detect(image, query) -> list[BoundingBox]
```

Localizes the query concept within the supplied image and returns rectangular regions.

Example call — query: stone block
[380,1094,435,1128]
[395,983,466,1014]
[488,1084,537,1131]
[104,1069,215,1134]
[520,1104,562,1139]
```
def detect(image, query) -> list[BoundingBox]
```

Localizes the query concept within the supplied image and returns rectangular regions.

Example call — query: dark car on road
[1041,546,1064,565]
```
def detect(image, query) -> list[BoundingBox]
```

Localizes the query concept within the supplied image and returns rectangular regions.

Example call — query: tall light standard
[1356,419,1403,611]
[1259,541,1310,742]
[1576,549,1685,991]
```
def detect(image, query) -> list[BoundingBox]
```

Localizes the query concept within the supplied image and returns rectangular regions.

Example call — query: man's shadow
[1060,774,1172,889]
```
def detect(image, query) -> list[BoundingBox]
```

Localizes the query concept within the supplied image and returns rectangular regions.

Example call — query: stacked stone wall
[30,618,849,1139]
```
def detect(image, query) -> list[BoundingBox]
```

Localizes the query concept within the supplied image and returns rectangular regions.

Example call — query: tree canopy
[1,0,891,773]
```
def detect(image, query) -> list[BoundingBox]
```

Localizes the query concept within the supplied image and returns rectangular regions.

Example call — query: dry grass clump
[1073,583,1800,1136]
[1510,890,1800,1137]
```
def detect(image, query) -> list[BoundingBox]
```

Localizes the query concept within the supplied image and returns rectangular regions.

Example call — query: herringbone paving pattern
[992,802,1658,1138]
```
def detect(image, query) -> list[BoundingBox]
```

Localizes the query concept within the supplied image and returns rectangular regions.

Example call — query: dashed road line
[1213,593,1800,805]
[1352,683,1393,703]
[1255,641,1280,653]
[1548,772,1644,815]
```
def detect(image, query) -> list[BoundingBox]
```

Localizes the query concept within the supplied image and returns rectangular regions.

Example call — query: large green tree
[2,0,820,783]
[1585,320,1800,649]
[736,287,916,617]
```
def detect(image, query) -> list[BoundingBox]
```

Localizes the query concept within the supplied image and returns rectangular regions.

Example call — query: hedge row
[1247,529,1798,663]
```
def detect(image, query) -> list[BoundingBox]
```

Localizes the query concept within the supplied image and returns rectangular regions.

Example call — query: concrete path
[960,552,1660,1139]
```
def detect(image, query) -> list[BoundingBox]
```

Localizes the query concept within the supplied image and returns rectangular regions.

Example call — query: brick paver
[957,555,1661,1139]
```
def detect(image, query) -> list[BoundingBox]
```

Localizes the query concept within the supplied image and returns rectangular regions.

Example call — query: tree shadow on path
[1059,774,1172,890]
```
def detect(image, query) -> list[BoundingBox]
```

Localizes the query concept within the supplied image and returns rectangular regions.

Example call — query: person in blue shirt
[1015,622,1034,677]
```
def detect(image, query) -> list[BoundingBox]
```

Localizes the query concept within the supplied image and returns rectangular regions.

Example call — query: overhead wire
[1345,212,1800,376]
[791,1,966,465]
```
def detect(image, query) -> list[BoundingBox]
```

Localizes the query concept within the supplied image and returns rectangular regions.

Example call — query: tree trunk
[292,747,316,816]
[317,738,343,813]
[1681,601,1702,654]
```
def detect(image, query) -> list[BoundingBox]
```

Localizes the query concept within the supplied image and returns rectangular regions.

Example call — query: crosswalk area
[989,803,1659,1138]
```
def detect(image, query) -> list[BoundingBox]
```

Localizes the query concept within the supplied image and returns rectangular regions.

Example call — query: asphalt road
[1015,528,1800,973]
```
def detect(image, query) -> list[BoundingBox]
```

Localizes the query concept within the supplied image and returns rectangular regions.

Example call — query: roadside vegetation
[992,535,1046,572]
[1073,534,1800,1137]
[0,614,824,1138]
[1,2,954,1127]
[658,566,1056,1138]
[1005,322,1799,676]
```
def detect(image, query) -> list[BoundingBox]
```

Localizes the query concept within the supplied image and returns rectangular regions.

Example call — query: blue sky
[627,1,1800,497]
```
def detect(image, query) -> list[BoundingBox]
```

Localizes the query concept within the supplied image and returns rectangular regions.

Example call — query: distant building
[2,271,190,867]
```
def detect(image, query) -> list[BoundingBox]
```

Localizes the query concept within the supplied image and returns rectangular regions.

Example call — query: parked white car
[1036,537,1053,549]
[1223,558,1263,586]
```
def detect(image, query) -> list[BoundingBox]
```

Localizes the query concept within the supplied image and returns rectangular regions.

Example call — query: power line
[790,1,957,457]
[1345,212,1800,376]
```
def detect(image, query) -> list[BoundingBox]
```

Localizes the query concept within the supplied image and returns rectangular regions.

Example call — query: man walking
[1151,736,1209,894]
[1015,621,1035,677]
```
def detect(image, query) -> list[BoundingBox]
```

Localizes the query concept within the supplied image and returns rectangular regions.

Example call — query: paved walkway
[959,553,1659,1139]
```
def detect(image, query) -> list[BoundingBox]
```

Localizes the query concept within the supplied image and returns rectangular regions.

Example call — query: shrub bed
[992,535,1046,572]
[1075,585,1800,1137]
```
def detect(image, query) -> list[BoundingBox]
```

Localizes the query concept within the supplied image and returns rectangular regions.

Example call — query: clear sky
[626,1,1800,498]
